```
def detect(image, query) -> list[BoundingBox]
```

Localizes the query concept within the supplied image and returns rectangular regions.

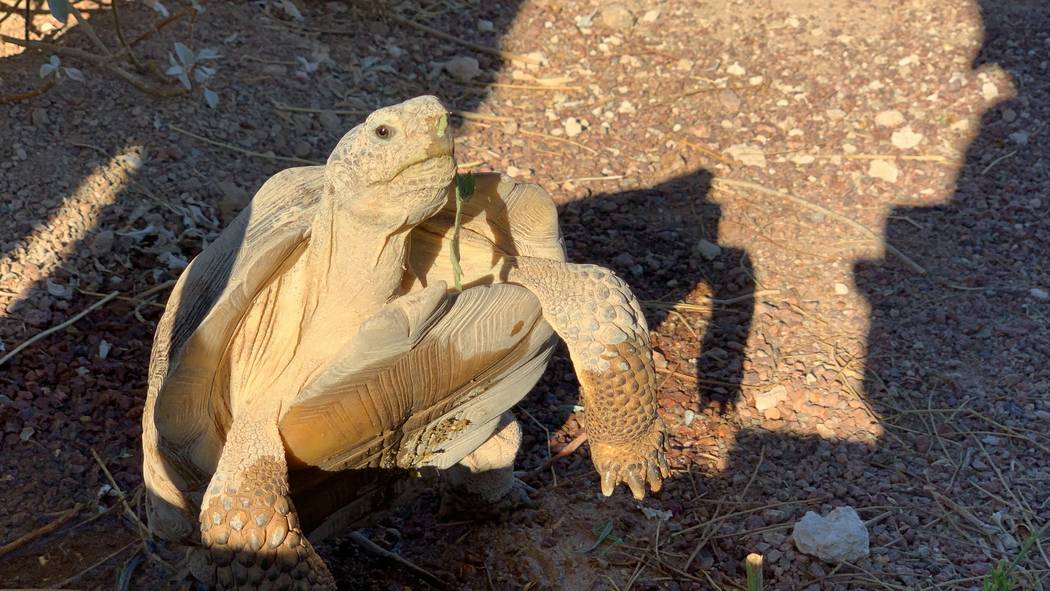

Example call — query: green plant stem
[745,553,763,591]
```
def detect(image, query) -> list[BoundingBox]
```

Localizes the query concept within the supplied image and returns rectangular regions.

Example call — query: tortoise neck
[307,187,411,306]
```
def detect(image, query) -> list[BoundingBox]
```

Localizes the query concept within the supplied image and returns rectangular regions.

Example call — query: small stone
[641,9,660,23]
[763,407,782,420]
[891,126,924,149]
[694,239,721,261]
[217,180,250,223]
[91,230,115,256]
[815,423,835,438]
[506,165,521,178]
[1001,108,1017,123]
[563,117,583,138]
[599,3,636,30]
[1029,288,1049,301]
[833,283,849,295]
[617,100,637,115]
[826,109,846,120]
[867,159,899,183]
[293,140,312,158]
[318,110,341,131]
[1009,131,1030,145]
[718,89,741,114]
[726,144,767,168]
[442,56,482,83]
[477,19,494,32]
[262,64,287,76]
[875,110,905,128]
[793,507,870,563]
[755,385,788,412]
[726,62,746,76]
[31,108,49,127]
[982,81,999,101]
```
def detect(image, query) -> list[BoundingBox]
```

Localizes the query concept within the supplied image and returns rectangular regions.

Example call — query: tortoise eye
[374,125,392,139]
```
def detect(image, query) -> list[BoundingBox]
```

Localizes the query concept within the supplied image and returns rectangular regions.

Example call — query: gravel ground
[0,0,1048,589]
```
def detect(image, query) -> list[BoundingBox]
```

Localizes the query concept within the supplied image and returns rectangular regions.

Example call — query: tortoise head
[324,95,456,226]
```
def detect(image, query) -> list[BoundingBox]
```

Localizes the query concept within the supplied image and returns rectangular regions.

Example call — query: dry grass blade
[0,291,119,367]
[169,124,322,165]
[348,532,450,590]
[386,13,541,65]
[713,178,926,275]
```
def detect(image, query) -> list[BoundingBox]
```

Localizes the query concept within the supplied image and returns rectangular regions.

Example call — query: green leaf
[456,172,475,202]
[46,0,69,24]
[581,520,615,553]
[449,172,476,291]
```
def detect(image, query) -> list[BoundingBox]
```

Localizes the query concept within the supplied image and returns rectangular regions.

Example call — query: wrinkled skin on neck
[322,96,456,233]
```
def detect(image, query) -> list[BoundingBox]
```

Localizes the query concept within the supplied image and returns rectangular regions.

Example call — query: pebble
[726,144,767,168]
[727,62,746,76]
[319,110,341,132]
[563,117,583,138]
[694,239,721,260]
[617,100,636,115]
[1009,131,1029,145]
[293,140,312,158]
[442,56,482,83]
[874,109,905,128]
[1029,288,1048,301]
[833,283,849,295]
[793,506,870,563]
[867,159,899,183]
[599,3,636,30]
[981,81,999,101]
[755,385,788,412]
[31,108,49,127]
[891,127,924,149]
[718,89,742,114]
[477,19,494,32]
[641,9,660,23]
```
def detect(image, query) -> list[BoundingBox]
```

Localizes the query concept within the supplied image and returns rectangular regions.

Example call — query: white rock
[617,100,636,115]
[793,506,870,563]
[891,126,924,149]
[442,56,482,82]
[694,239,721,260]
[833,283,849,295]
[1030,288,1049,301]
[563,117,584,138]
[641,9,660,23]
[1010,131,1030,145]
[726,143,767,168]
[727,62,746,76]
[982,81,999,101]
[868,159,899,183]
[599,3,636,30]
[477,19,494,32]
[874,110,905,128]
[755,385,788,412]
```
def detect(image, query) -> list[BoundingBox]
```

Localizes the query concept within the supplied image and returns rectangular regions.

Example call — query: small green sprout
[450,172,475,291]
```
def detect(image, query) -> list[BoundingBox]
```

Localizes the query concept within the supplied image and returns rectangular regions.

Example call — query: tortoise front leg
[199,407,335,590]
[498,256,669,500]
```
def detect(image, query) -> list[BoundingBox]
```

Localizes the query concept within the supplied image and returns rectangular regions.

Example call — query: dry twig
[0,503,82,558]
[0,291,119,368]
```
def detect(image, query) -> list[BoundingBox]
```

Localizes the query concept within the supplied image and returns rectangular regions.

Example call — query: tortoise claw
[590,420,669,500]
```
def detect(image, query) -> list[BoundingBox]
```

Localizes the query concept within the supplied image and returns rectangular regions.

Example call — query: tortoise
[141,95,668,589]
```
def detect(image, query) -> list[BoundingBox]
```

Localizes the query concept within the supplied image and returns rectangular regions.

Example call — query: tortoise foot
[589,419,670,500]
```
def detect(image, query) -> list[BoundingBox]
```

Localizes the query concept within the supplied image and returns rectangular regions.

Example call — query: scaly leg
[198,406,335,590]
[497,256,669,500]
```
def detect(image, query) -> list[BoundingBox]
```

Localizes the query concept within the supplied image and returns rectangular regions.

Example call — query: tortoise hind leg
[198,408,335,590]
[439,412,534,519]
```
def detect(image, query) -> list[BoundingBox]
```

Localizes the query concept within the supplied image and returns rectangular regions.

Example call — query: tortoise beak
[426,113,454,159]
